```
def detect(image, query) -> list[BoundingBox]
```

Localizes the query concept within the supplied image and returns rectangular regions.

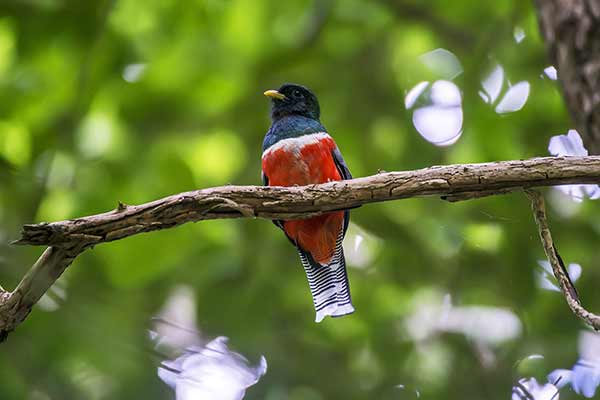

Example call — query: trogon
[261,83,354,322]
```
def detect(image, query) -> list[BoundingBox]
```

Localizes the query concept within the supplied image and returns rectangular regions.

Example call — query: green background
[1,0,598,399]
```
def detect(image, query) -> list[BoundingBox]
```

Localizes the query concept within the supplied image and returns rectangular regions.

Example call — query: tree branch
[534,0,600,154]
[0,246,83,341]
[526,190,600,330]
[2,155,600,340]
[12,156,600,248]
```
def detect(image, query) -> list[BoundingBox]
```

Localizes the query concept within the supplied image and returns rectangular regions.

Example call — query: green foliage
[0,0,597,399]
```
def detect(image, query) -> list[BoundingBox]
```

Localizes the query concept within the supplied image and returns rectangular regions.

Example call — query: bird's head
[264,83,320,122]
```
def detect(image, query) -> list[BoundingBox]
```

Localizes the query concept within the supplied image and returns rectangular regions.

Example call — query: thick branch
[535,0,600,154]
[526,190,600,330]
[2,155,600,341]
[12,156,600,248]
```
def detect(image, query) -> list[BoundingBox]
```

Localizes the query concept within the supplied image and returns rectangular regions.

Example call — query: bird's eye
[292,89,302,98]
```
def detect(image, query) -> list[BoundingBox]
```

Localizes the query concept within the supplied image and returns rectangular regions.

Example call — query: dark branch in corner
[2,155,600,340]
[526,190,600,330]
[0,246,84,342]
[535,0,600,154]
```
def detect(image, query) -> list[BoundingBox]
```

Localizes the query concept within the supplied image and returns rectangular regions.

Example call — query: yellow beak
[263,89,286,100]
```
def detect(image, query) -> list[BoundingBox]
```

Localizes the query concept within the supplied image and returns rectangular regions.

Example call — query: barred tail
[298,235,354,323]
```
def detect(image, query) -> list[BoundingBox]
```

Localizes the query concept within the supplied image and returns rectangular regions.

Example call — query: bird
[261,83,354,322]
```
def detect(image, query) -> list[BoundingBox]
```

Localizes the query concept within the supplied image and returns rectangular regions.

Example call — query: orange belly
[262,134,344,264]
[283,212,344,264]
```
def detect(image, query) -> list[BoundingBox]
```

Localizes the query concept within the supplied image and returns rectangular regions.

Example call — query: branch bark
[535,0,600,154]
[526,190,600,330]
[0,246,83,341]
[2,155,600,340]
[13,156,600,248]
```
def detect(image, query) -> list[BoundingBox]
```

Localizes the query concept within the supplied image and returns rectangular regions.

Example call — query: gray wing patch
[332,147,352,180]
[331,146,353,235]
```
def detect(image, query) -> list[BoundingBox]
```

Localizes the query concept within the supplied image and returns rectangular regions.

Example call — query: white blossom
[512,378,559,400]
[536,260,581,292]
[158,337,267,400]
[548,130,600,202]
[548,331,600,398]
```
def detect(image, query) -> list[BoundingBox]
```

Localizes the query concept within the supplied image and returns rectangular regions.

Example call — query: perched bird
[261,83,354,322]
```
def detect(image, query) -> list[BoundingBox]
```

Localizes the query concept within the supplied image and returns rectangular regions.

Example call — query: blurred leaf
[463,223,504,253]
[0,18,16,78]
[184,129,247,186]
[0,120,30,167]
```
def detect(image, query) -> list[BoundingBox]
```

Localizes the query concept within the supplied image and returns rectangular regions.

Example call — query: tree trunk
[535,0,600,154]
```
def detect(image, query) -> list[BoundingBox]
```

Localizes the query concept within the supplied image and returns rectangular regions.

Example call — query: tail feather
[298,233,354,322]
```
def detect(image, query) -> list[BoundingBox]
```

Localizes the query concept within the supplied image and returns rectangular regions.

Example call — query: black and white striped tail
[298,233,354,323]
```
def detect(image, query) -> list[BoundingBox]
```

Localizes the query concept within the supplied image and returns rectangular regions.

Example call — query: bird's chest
[262,133,341,186]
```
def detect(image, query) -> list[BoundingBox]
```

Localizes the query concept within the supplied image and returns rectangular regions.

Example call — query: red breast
[262,132,344,264]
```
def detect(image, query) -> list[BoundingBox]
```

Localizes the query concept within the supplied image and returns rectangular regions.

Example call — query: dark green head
[264,83,320,122]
